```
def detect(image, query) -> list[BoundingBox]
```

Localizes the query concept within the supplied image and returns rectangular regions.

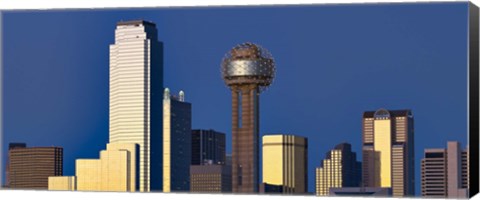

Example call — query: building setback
[7,144,63,189]
[262,134,308,194]
[316,143,361,196]
[109,20,164,192]
[421,141,469,198]
[163,88,192,192]
[190,164,232,193]
[362,109,415,197]
[191,129,226,165]
[75,143,138,192]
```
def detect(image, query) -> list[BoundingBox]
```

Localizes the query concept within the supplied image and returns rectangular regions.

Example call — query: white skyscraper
[109,20,164,192]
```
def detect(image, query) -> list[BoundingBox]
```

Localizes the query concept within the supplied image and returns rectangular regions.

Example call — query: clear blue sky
[2,3,469,195]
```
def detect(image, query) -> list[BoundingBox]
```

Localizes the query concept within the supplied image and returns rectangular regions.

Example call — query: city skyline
[1,3,471,194]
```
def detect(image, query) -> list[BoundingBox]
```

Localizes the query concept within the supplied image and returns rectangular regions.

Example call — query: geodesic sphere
[221,42,276,91]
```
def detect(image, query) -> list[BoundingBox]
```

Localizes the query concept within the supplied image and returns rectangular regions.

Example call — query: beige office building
[48,176,76,191]
[362,109,415,197]
[262,134,307,194]
[109,20,164,192]
[76,143,138,192]
[421,141,469,198]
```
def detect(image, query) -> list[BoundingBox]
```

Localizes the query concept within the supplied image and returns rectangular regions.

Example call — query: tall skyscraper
[315,143,361,196]
[262,134,308,194]
[7,143,63,189]
[163,88,192,192]
[362,109,414,197]
[74,143,139,192]
[421,141,469,198]
[191,129,226,165]
[109,20,164,192]
[221,42,276,193]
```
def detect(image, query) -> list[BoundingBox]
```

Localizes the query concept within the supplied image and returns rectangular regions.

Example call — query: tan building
[190,164,232,193]
[76,143,138,192]
[315,143,361,196]
[48,176,76,191]
[421,141,469,198]
[262,134,307,194]
[362,109,414,197]
[7,144,63,189]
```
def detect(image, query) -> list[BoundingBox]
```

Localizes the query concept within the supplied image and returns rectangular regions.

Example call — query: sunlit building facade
[315,143,361,196]
[163,88,192,192]
[421,141,469,198]
[7,144,63,189]
[75,143,138,192]
[362,109,414,197]
[109,20,164,192]
[262,134,308,194]
[48,176,76,191]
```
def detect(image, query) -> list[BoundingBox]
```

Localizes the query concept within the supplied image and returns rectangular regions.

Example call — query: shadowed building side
[7,144,63,189]
[315,143,361,196]
[109,20,164,192]
[163,89,192,192]
[191,129,226,165]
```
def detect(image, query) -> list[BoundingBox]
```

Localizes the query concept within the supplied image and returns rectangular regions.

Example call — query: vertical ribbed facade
[362,109,414,197]
[163,89,192,192]
[191,129,226,165]
[8,145,63,189]
[262,134,308,194]
[315,143,361,196]
[48,176,76,191]
[231,86,260,193]
[421,141,469,198]
[109,20,163,192]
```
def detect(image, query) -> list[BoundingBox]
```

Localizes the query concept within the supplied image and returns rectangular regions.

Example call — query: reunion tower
[221,42,276,193]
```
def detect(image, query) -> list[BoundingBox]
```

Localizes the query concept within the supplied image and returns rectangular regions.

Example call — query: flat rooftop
[117,20,156,27]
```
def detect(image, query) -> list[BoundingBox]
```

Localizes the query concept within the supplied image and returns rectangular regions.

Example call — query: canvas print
[1,2,479,198]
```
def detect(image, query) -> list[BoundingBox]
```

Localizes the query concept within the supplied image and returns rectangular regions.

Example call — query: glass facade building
[109,20,164,192]
[191,129,226,165]
[362,109,415,197]
[163,89,192,192]
[262,134,308,194]
[315,143,361,196]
